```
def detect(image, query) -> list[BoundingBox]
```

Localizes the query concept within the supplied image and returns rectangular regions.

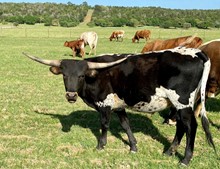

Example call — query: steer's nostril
[67,92,75,97]
[66,92,78,102]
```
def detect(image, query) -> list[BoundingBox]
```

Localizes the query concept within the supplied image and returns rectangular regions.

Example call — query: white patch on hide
[95,93,126,110]
[143,46,201,58]
[162,87,197,110]
[95,86,198,113]
[132,96,170,113]
[168,47,201,58]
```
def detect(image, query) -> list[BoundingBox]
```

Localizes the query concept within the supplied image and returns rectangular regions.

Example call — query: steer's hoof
[96,145,105,151]
[130,146,137,153]
[179,159,190,167]
[163,150,174,156]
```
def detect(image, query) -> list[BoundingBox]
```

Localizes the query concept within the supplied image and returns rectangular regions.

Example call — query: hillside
[0,2,220,29]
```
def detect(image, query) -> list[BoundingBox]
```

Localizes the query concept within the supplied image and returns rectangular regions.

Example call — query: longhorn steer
[165,39,220,124]
[23,47,214,166]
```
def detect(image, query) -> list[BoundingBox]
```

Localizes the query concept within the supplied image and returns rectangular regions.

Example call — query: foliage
[0,2,89,27]
[0,2,220,29]
[92,5,220,29]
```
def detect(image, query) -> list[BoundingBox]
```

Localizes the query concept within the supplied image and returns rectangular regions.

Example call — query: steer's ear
[49,66,62,75]
[85,69,98,78]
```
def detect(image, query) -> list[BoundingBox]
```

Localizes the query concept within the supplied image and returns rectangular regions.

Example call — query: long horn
[22,52,61,67]
[87,57,127,69]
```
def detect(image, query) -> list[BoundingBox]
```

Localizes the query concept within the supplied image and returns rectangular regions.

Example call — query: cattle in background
[64,39,85,58]
[109,30,125,42]
[23,47,215,166]
[194,39,220,117]
[80,31,98,55]
[141,35,203,53]
[132,29,151,43]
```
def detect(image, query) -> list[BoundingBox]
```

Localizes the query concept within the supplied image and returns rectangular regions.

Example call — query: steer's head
[23,53,127,103]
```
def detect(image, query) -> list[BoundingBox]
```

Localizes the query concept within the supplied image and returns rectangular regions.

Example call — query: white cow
[80,31,98,55]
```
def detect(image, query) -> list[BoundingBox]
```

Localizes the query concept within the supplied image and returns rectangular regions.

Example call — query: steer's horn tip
[22,52,32,58]
[22,52,27,56]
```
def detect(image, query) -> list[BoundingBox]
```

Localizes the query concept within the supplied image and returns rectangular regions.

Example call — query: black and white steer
[23,47,215,166]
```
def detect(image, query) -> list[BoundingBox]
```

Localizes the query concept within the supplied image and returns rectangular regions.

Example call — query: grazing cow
[165,39,220,125]
[64,39,85,58]
[23,47,215,166]
[109,30,125,42]
[80,31,98,55]
[132,29,151,43]
[141,36,203,53]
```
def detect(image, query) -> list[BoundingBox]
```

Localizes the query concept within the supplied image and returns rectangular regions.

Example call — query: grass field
[0,24,220,168]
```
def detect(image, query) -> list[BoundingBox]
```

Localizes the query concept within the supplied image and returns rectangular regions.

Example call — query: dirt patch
[81,9,94,25]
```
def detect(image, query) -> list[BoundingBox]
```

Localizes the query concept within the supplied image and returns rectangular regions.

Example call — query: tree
[196,21,210,29]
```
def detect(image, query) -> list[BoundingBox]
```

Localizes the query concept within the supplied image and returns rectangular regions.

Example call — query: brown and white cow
[109,30,125,42]
[141,35,203,53]
[64,39,85,58]
[80,31,98,55]
[132,29,151,43]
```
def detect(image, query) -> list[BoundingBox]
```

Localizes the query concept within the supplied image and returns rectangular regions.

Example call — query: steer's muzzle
[65,92,78,103]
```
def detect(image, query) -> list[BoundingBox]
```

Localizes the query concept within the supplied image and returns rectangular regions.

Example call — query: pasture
[0,24,220,168]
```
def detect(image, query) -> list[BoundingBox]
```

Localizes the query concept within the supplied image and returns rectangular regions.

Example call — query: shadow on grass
[206,98,220,130]
[35,109,183,159]
[158,98,220,130]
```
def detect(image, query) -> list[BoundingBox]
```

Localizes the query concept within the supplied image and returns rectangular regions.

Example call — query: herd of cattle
[63,29,151,58]
[23,28,220,166]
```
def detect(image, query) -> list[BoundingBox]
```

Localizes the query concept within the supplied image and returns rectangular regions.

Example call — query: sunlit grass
[0,24,219,168]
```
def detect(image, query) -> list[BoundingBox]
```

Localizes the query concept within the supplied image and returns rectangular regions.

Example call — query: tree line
[90,5,220,29]
[0,2,220,29]
[0,2,89,27]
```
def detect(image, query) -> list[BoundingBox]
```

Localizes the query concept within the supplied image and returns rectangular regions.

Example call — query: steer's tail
[199,53,216,152]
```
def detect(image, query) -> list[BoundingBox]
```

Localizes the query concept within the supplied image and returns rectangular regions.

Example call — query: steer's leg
[97,109,111,150]
[180,107,197,166]
[165,108,197,166]
[115,109,137,152]
[163,107,177,125]
[164,109,185,156]
[72,48,76,57]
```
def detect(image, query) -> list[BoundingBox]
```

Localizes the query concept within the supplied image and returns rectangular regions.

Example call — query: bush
[196,21,209,29]
[60,20,79,27]
[24,15,38,25]
[183,22,191,29]
[13,22,19,27]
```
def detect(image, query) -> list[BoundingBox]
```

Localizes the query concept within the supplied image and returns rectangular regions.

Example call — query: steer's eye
[63,74,67,79]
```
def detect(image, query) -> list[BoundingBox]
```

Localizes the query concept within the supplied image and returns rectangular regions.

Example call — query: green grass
[0,24,220,168]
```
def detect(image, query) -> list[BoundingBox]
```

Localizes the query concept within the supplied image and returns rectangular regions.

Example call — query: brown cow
[109,30,125,42]
[64,39,85,58]
[194,39,220,117]
[132,30,151,43]
[141,35,203,53]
